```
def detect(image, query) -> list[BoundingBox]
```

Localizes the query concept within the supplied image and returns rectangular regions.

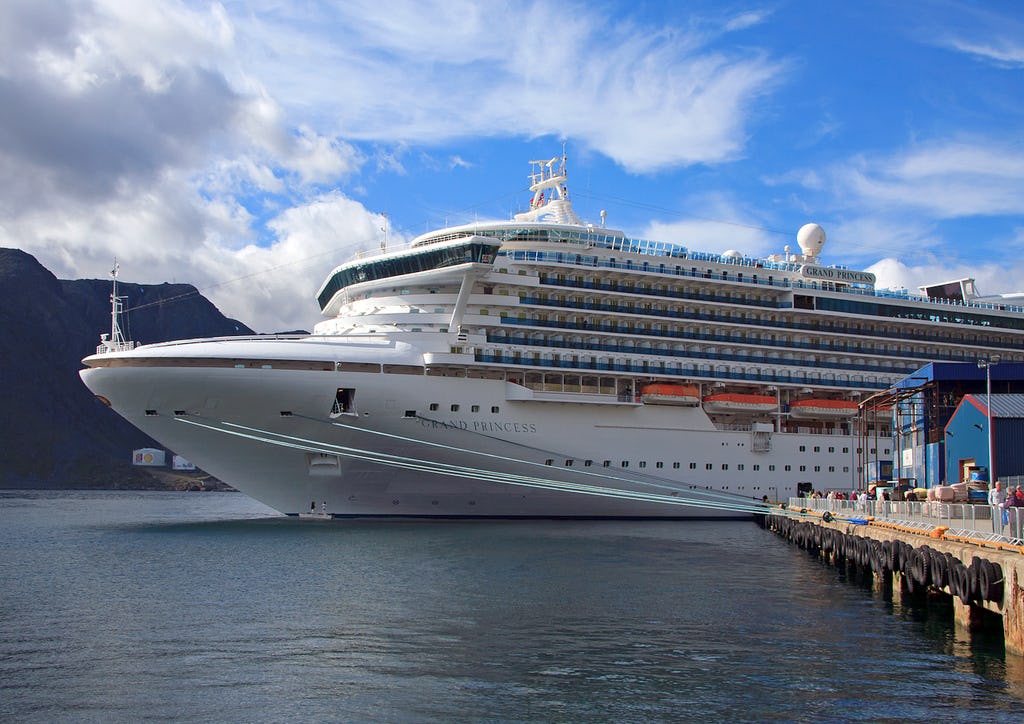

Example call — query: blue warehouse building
[861,362,1024,488]
[944,394,1024,485]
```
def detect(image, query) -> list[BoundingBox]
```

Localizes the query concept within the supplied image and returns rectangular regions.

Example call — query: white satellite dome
[722,249,742,259]
[797,223,826,257]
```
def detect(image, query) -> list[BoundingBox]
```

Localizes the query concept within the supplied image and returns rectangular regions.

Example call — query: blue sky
[1,0,1023,332]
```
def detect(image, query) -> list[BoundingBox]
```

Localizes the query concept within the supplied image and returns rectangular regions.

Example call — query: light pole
[977,355,1001,484]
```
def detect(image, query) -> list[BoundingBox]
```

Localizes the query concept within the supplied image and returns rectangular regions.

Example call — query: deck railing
[787,496,1024,546]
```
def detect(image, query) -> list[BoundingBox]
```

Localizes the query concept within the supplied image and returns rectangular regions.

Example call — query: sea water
[1,490,1021,722]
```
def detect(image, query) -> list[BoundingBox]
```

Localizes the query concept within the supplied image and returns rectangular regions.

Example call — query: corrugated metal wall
[994,419,1024,479]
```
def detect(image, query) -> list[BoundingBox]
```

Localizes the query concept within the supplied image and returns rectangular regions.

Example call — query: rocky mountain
[0,248,256,488]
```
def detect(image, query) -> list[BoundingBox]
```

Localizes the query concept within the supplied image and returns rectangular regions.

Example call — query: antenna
[97,259,135,354]
[380,212,388,253]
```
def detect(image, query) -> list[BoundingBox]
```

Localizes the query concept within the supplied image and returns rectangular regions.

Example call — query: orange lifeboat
[640,383,700,406]
[702,393,776,414]
[789,399,860,419]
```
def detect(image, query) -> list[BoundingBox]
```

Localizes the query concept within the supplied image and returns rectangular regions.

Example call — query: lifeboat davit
[702,393,776,414]
[789,399,859,419]
[640,383,700,406]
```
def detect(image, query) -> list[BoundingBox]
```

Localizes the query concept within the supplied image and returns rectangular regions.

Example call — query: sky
[1,0,1023,333]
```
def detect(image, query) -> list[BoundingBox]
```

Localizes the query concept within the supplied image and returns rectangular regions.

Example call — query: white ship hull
[80,338,836,518]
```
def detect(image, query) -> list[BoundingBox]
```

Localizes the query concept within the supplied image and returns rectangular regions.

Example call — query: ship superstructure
[80,156,1024,517]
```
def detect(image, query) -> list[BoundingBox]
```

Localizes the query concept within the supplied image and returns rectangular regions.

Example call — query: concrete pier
[763,512,1024,656]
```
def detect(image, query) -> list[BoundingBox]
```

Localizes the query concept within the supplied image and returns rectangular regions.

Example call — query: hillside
[0,248,256,488]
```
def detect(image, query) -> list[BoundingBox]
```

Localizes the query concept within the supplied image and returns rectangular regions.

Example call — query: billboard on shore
[133,448,166,467]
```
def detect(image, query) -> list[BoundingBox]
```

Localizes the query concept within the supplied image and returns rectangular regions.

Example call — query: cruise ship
[80,156,1024,518]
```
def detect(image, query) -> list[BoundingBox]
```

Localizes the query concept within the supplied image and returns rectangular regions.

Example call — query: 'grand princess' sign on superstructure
[801,264,875,286]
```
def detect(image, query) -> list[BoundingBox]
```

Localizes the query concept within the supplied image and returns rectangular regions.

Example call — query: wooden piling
[763,512,1024,656]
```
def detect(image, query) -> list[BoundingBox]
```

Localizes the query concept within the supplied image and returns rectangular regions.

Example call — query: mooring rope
[322,414,767,509]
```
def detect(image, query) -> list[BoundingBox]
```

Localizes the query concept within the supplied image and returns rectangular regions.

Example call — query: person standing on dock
[1004,486,1023,539]
[988,482,1007,533]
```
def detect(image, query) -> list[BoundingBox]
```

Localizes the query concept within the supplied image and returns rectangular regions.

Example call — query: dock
[763,499,1024,656]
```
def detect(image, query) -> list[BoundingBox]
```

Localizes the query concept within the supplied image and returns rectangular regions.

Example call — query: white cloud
[948,38,1024,68]
[198,192,387,332]
[866,256,1024,298]
[724,10,771,33]
[846,143,1024,218]
[641,192,779,258]
[231,0,787,172]
[785,140,1024,220]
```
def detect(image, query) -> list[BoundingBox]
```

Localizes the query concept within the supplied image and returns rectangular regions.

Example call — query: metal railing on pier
[787,497,1024,547]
